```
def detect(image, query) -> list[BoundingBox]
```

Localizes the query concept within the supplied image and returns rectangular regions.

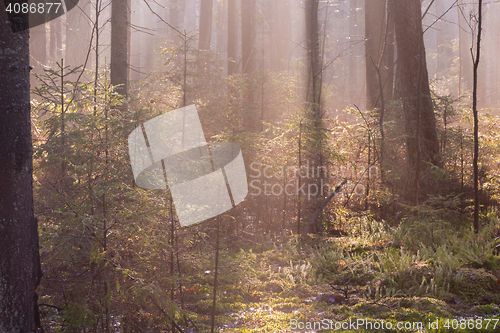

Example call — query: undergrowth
[192,214,500,332]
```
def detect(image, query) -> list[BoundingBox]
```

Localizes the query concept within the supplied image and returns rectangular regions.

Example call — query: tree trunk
[0,7,41,332]
[199,0,214,50]
[365,0,386,110]
[215,0,226,54]
[241,0,255,74]
[383,1,395,102]
[305,0,321,114]
[111,0,130,97]
[242,0,256,129]
[305,0,324,232]
[391,0,440,170]
[227,0,237,75]
[472,0,483,234]
[348,0,358,101]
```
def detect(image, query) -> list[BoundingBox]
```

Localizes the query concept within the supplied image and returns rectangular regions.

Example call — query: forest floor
[180,217,500,332]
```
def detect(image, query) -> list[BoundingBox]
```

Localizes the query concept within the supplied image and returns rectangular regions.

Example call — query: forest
[1,0,500,332]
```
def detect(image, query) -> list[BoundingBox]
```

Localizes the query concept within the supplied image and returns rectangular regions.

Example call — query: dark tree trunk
[0,7,41,332]
[391,0,440,170]
[199,0,214,50]
[227,0,237,75]
[305,0,324,232]
[111,0,130,97]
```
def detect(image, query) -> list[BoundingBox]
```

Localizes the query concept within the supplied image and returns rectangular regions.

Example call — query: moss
[452,268,500,302]
[279,284,315,299]
[481,254,500,271]
[259,279,284,293]
[470,303,500,315]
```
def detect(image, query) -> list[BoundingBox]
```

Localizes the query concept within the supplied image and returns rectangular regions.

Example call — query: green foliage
[33,63,187,331]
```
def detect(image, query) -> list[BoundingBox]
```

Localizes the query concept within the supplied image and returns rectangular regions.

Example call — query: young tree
[472,0,483,233]
[0,6,41,332]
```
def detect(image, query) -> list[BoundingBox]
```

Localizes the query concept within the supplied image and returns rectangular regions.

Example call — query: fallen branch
[301,179,347,241]
[149,296,185,333]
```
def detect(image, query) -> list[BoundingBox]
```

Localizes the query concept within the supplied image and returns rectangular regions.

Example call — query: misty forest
[3,0,500,332]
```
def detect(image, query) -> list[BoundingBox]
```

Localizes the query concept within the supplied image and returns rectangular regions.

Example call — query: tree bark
[0,6,41,332]
[111,0,130,97]
[391,0,440,170]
